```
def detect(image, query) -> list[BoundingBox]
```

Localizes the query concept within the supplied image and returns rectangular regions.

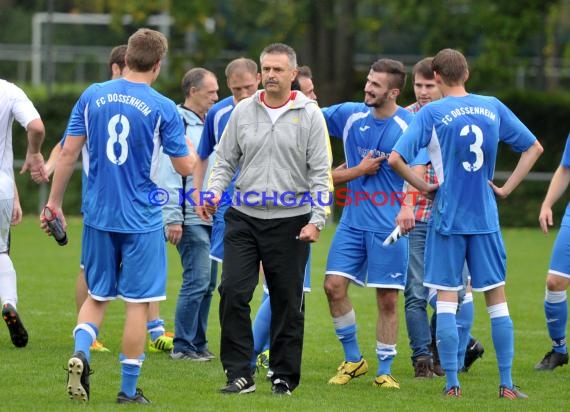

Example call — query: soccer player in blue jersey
[42,28,196,404]
[193,58,260,259]
[389,48,543,399]
[534,132,570,371]
[404,57,484,378]
[323,59,414,390]
[45,44,174,354]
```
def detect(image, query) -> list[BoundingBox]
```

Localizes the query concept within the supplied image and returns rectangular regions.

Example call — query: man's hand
[165,224,183,245]
[195,205,212,223]
[357,153,385,176]
[297,223,321,243]
[488,180,509,199]
[422,183,439,200]
[538,205,553,235]
[204,194,220,216]
[395,205,415,234]
[11,198,22,226]
[40,205,67,236]
[21,152,48,183]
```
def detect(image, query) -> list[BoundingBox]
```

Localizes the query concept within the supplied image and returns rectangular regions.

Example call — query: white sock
[0,253,17,308]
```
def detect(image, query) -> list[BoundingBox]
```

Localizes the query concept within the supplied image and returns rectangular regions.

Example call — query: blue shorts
[262,246,312,293]
[81,225,167,302]
[209,203,231,262]
[325,222,408,289]
[549,225,570,279]
[424,227,506,292]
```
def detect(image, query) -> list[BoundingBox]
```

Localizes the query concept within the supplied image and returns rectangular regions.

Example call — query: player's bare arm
[192,157,211,222]
[332,153,384,185]
[489,140,543,198]
[41,134,85,233]
[21,118,48,183]
[538,165,570,234]
[170,137,197,177]
[45,143,63,178]
[388,151,438,194]
[11,181,22,226]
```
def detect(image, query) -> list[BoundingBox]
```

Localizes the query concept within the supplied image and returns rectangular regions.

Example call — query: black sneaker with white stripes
[271,378,291,395]
[220,376,256,394]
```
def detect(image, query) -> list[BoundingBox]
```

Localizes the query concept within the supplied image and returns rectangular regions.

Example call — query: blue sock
[335,324,361,362]
[491,316,513,388]
[120,353,144,397]
[456,296,474,369]
[74,323,98,363]
[376,343,396,375]
[147,318,165,342]
[261,292,271,352]
[428,291,437,311]
[251,296,271,369]
[545,299,568,354]
[437,312,459,389]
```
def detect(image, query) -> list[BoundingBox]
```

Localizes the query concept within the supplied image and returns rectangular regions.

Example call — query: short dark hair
[370,59,406,90]
[260,43,297,69]
[126,28,168,72]
[296,65,313,80]
[108,44,127,74]
[432,48,469,85]
[412,57,434,80]
[181,68,215,97]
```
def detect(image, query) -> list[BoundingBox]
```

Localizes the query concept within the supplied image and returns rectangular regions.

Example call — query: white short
[0,198,13,253]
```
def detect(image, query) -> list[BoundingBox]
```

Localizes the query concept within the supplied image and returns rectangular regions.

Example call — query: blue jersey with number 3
[67,79,188,233]
[394,94,536,235]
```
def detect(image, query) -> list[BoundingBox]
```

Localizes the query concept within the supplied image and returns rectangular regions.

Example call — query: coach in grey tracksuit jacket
[208,84,331,392]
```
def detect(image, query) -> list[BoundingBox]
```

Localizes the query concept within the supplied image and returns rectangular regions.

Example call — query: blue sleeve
[197,113,216,160]
[409,148,430,166]
[561,133,570,168]
[67,86,98,137]
[322,103,349,139]
[160,102,189,157]
[393,109,431,164]
[495,98,536,152]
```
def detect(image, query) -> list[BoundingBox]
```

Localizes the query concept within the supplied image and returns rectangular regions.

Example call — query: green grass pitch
[2,217,568,411]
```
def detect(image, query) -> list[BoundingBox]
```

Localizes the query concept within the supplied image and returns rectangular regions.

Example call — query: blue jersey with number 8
[67,78,188,233]
[394,94,536,235]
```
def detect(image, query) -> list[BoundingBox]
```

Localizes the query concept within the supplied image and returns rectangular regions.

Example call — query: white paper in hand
[383,225,402,246]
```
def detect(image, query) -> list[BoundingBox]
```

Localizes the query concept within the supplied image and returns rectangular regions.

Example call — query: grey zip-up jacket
[208,89,332,229]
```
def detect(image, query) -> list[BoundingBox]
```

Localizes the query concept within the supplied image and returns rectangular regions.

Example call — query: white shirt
[0,79,41,199]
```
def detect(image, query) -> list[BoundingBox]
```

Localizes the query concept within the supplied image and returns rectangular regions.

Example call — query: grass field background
[1,217,568,411]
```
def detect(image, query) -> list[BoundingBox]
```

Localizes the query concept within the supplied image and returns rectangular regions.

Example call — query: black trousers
[219,207,309,390]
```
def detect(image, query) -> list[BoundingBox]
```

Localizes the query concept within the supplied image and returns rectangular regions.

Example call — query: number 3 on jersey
[106,114,130,165]
[461,124,484,172]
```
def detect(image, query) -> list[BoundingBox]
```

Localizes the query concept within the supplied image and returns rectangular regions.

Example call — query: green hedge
[12,88,570,226]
